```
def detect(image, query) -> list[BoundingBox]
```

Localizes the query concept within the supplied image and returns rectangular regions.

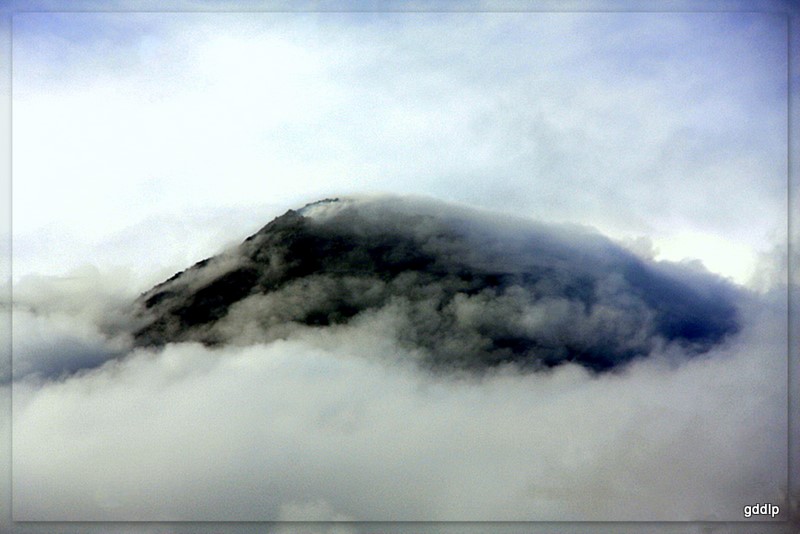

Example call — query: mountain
[132,196,741,373]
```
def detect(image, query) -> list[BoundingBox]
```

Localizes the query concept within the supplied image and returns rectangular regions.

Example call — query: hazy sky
[11,9,788,288]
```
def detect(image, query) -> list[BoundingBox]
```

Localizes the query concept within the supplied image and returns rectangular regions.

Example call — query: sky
[2,2,799,532]
[9,8,789,288]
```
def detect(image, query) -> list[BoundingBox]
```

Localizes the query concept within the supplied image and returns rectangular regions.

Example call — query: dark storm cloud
[133,196,743,373]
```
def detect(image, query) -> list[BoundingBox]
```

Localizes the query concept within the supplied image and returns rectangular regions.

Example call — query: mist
[8,196,789,522]
[4,6,793,531]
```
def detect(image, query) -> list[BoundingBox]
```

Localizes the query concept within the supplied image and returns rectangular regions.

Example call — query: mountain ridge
[132,196,741,373]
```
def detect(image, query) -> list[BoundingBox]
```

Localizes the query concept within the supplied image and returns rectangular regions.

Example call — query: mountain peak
[132,196,740,373]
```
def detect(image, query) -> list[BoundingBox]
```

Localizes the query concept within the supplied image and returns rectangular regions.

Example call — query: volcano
[132,196,741,372]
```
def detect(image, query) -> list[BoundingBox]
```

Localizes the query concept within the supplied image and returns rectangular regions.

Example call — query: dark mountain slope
[133,196,741,372]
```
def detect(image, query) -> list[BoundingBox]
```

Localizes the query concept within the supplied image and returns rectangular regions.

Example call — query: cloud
[8,265,138,382]
[10,11,787,285]
[9,286,787,521]
[8,196,790,522]
[4,7,793,531]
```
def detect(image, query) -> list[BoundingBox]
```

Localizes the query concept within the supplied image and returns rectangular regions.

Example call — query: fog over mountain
[8,195,789,523]
[5,6,793,531]
[132,196,742,374]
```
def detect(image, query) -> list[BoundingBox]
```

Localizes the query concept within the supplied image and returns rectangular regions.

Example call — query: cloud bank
[9,196,788,522]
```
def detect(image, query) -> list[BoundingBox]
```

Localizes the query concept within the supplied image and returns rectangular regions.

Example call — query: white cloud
[4,7,793,531]
[8,269,788,521]
[10,11,787,286]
